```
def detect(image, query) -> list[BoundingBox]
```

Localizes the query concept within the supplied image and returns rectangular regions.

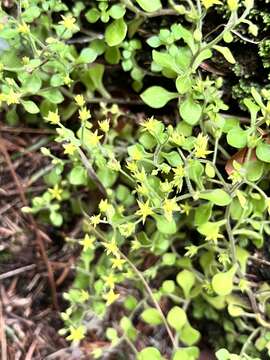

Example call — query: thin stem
[88,225,177,349]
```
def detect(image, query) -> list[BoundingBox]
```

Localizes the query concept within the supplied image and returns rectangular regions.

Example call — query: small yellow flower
[180,202,192,215]
[103,273,117,289]
[194,133,212,158]
[98,119,110,133]
[141,117,160,134]
[80,234,95,251]
[111,258,125,271]
[103,290,120,306]
[59,14,78,31]
[99,199,109,213]
[74,94,85,107]
[79,107,91,122]
[80,290,90,302]
[63,143,77,155]
[22,56,30,65]
[88,130,103,147]
[66,325,86,342]
[18,22,30,34]
[48,184,63,201]
[126,161,138,173]
[89,214,101,228]
[102,241,119,257]
[201,0,222,9]
[163,197,179,221]
[45,110,60,125]
[64,74,73,86]
[131,148,143,161]
[136,200,154,223]
[5,90,21,105]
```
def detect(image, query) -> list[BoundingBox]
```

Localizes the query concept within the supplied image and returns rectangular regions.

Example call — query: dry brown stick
[0,125,55,134]
[0,300,7,360]
[0,138,59,311]
[0,265,36,280]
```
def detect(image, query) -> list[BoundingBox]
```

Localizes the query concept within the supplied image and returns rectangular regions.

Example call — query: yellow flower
[80,290,90,302]
[22,56,30,65]
[5,90,21,105]
[194,133,212,158]
[136,200,154,223]
[80,234,95,251]
[64,74,73,86]
[79,107,91,122]
[163,197,179,221]
[201,0,222,9]
[89,214,101,227]
[141,117,160,134]
[88,130,103,147]
[99,199,109,213]
[102,241,119,257]
[74,94,85,107]
[126,161,138,173]
[45,110,60,125]
[180,202,192,215]
[63,143,77,155]
[98,119,110,133]
[111,257,125,271]
[66,325,86,342]
[103,290,120,306]
[18,22,30,34]
[48,184,63,201]
[103,273,117,289]
[59,15,78,31]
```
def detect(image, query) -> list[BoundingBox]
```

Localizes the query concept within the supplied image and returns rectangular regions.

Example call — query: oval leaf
[105,18,127,47]
[135,0,162,12]
[199,189,231,206]
[141,86,177,108]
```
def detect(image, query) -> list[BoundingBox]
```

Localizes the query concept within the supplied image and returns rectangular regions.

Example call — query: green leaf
[50,211,63,227]
[179,97,202,125]
[194,202,212,226]
[179,323,201,346]
[162,151,183,166]
[152,50,179,73]
[105,18,127,47]
[85,8,100,23]
[97,167,117,187]
[135,0,162,12]
[154,214,177,234]
[22,6,41,22]
[22,73,42,93]
[21,100,40,114]
[199,189,231,206]
[212,265,237,296]
[188,160,204,188]
[245,160,264,182]
[215,349,230,360]
[109,4,126,19]
[88,64,110,98]
[78,48,97,64]
[173,347,199,360]
[137,347,162,360]
[176,74,192,94]
[69,166,87,185]
[256,142,270,163]
[141,308,162,325]
[176,270,196,298]
[40,89,64,104]
[167,306,187,331]
[162,280,176,294]
[213,45,236,64]
[141,86,177,108]
[227,127,247,148]
[192,49,212,71]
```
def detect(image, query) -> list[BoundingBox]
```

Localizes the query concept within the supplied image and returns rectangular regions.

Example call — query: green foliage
[1,0,270,359]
